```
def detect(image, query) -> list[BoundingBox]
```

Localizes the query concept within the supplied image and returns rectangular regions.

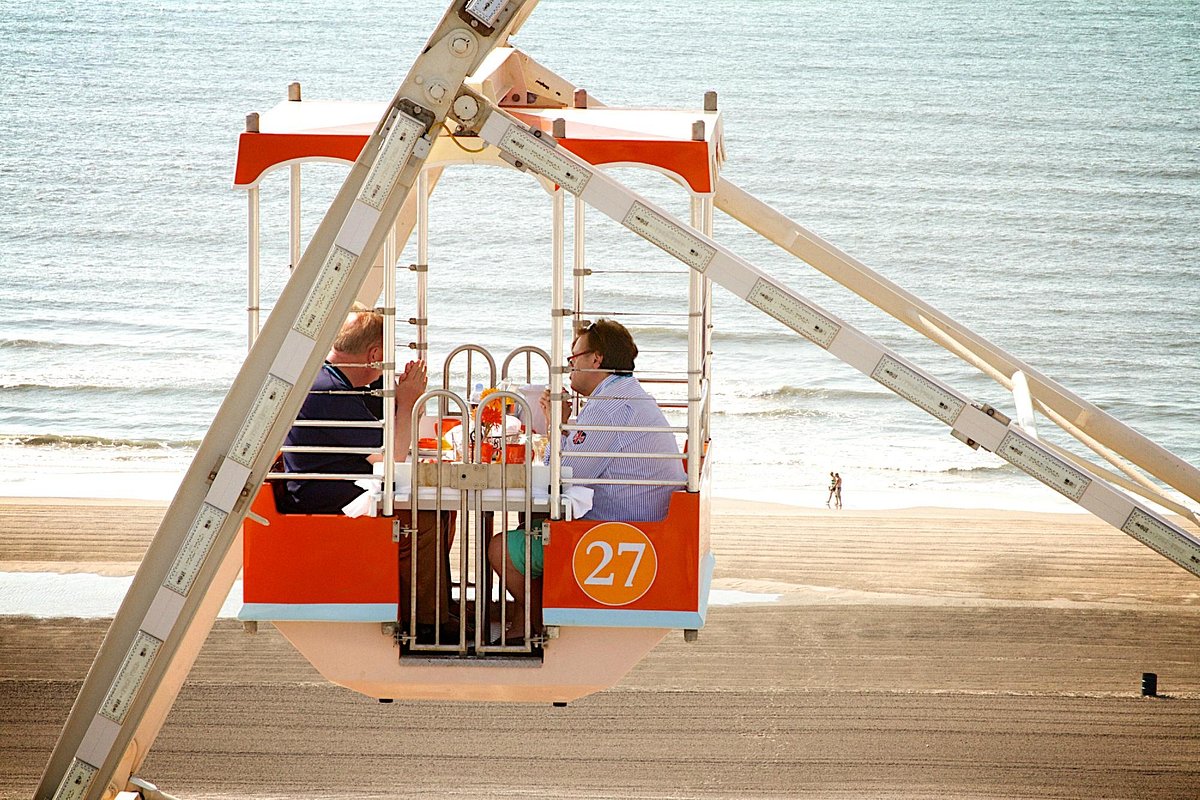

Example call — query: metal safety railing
[472,389,537,654]
[501,345,551,384]
[398,385,543,656]
[400,389,471,655]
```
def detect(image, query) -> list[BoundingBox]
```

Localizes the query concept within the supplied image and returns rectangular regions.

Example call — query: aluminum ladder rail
[37,3,538,798]
[457,93,1200,580]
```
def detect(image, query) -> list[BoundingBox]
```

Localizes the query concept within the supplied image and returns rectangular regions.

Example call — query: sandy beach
[3,496,1199,798]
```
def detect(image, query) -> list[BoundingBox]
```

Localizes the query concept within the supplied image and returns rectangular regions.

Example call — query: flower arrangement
[477,388,518,462]
[478,387,509,430]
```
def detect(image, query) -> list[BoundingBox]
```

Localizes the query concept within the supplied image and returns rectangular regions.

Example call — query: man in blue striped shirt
[555,319,686,522]
[488,320,684,640]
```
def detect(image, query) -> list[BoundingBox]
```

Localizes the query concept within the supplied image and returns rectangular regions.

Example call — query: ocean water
[0,1,1196,512]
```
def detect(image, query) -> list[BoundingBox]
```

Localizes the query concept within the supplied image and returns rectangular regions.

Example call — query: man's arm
[540,386,571,431]
[368,360,427,463]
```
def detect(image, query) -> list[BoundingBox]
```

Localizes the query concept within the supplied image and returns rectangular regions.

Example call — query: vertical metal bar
[573,195,586,332]
[476,391,537,652]
[289,163,301,272]
[499,401,512,645]
[461,469,472,651]
[702,195,714,444]
[471,401,492,647]
[432,433,444,645]
[416,169,430,356]
[571,195,586,420]
[472,481,484,651]
[428,399,454,650]
[686,196,704,491]
[382,223,397,517]
[518,392,535,645]
[409,460,420,643]
[549,188,566,519]
[523,494,532,646]
[247,187,260,349]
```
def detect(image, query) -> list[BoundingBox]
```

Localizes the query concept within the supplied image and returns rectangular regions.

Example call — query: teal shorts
[506,527,544,578]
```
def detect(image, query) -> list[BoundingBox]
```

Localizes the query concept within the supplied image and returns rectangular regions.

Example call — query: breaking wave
[0,433,200,450]
[0,382,219,398]
[749,385,892,402]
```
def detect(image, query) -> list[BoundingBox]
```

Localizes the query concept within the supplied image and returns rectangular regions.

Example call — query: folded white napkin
[342,483,381,517]
[564,485,593,519]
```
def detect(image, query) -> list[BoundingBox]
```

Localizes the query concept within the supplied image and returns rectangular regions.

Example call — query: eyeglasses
[566,349,596,365]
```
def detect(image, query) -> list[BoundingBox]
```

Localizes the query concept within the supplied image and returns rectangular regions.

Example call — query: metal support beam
[549,186,566,519]
[247,187,260,348]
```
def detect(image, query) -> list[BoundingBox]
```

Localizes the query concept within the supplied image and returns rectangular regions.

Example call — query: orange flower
[479,387,508,428]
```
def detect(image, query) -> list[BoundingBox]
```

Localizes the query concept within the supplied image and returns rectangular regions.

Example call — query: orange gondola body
[234,84,721,703]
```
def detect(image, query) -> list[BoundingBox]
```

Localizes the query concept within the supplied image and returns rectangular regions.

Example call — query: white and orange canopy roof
[234,98,724,193]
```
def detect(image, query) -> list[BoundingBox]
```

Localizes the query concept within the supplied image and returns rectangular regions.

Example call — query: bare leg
[488,533,528,640]
[487,532,545,638]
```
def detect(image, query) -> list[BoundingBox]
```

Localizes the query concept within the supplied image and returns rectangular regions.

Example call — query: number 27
[584,541,645,587]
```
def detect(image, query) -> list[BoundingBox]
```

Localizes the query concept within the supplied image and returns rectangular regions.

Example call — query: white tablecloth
[342,462,592,519]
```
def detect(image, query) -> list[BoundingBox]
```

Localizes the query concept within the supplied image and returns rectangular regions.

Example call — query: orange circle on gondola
[572,522,657,606]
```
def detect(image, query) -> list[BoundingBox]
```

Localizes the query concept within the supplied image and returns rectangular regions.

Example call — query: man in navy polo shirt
[282,305,452,638]
[281,306,425,513]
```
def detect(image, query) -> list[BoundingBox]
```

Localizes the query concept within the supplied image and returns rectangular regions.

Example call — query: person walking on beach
[833,472,843,509]
[826,472,836,506]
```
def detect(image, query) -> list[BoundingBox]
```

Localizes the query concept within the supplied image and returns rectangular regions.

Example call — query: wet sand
[3,497,1199,798]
